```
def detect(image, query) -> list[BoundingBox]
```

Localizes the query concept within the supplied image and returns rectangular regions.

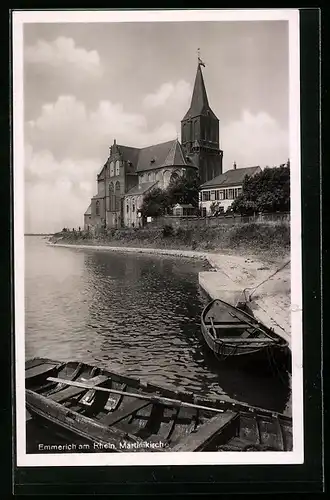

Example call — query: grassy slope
[50,221,290,262]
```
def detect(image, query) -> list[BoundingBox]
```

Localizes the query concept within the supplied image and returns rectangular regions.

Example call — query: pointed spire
[182,58,217,120]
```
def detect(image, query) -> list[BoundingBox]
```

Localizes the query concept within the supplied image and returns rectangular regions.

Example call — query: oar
[46,376,225,414]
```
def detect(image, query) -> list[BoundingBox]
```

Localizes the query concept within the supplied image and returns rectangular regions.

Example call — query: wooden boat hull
[25,357,293,453]
[201,299,291,370]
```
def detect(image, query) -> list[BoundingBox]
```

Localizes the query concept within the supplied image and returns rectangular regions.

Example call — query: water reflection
[25,237,291,415]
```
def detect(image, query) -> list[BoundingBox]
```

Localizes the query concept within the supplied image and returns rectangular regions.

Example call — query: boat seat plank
[100,399,151,427]
[26,389,146,449]
[171,411,239,451]
[48,375,110,403]
[206,322,249,328]
[215,337,275,344]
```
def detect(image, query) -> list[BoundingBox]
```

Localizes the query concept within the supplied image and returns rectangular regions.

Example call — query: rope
[247,260,290,301]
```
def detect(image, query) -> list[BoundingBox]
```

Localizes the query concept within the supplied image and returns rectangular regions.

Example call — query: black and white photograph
[13,9,303,467]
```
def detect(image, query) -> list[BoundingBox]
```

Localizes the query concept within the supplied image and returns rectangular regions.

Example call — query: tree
[140,188,169,217]
[232,164,290,215]
[166,172,200,207]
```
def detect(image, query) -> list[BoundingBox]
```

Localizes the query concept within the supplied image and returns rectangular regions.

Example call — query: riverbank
[51,221,290,261]
[49,236,291,346]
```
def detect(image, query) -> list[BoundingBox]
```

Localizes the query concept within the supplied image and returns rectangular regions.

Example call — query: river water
[25,236,291,415]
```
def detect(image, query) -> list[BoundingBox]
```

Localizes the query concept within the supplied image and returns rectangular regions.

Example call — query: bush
[162,224,174,237]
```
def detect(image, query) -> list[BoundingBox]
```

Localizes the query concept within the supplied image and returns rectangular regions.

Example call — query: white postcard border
[13,8,303,467]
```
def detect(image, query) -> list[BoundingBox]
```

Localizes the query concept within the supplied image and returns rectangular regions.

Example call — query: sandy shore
[200,253,291,345]
[50,242,291,344]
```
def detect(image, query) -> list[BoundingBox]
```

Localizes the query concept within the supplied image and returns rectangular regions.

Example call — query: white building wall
[199,184,243,215]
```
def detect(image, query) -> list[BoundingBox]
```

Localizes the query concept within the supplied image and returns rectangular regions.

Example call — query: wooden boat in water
[201,299,290,364]
[26,357,292,452]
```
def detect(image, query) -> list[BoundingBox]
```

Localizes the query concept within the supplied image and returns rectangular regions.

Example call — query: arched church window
[109,182,115,212]
[110,162,115,177]
[95,201,100,216]
[115,181,121,211]
[170,171,180,184]
[194,119,198,139]
[163,170,171,188]
[148,172,152,182]
[115,160,120,176]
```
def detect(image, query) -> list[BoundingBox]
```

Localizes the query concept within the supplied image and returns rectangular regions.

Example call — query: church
[84,57,223,230]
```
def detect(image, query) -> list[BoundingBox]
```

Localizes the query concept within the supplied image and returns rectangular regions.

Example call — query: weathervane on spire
[197,48,206,67]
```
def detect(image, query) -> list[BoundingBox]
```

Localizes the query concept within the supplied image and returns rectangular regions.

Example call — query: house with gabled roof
[84,56,224,229]
[199,163,261,216]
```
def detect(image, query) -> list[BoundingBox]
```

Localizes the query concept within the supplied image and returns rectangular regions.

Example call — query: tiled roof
[136,140,176,172]
[163,139,195,168]
[97,139,194,176]
[182,64,218,121]
[200,166,261,189]
[117,145,140,166]
[84,203,92,215]
[125,181,158,197]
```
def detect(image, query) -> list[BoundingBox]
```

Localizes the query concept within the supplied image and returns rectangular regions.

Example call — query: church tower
[181,55,223,184]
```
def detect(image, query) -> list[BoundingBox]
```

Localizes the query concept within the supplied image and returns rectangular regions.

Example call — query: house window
[95,201,100,216]
[228,189,234,199]
[224,190,228,200]
[115,160,120,176]
[210,190,216,201]
[110,162,114,177]
[202,191,210,202]
[219,190,224,200]
[233,188,241,199]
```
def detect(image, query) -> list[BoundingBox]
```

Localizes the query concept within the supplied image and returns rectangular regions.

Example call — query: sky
[23,18,289,233]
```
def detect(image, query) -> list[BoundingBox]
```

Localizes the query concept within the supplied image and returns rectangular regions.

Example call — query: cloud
[221,109,289,171]
[24,94,179,232]
[26,95,177,160]
[25,37,103,77]
[143,80,192,109]
[25,143,101,233]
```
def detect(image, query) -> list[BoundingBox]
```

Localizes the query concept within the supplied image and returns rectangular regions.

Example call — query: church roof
[182,63,218,121]
[116,145,140,166]
[200,166,261,189]
[84,203,92,215]
[136,140,176,172]
[125,181,158,196]
[99,138,198,176]
[162,139,189,167]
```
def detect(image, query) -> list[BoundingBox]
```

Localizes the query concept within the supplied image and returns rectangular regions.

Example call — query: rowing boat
[25,357,292,452]
[201,299,289,360]
[201,299,291,374]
